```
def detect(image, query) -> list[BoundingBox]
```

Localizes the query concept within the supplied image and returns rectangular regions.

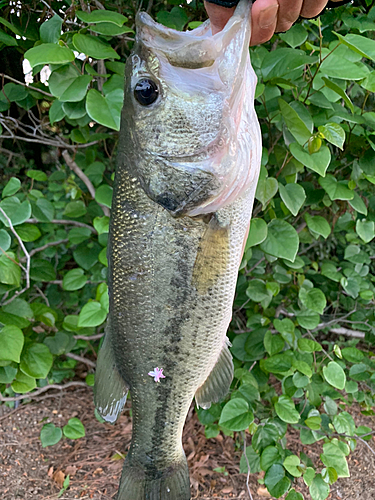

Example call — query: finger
[300,0,330,19]
[250,0,279,46]
[204,1,235,35]
[275,0,303,33]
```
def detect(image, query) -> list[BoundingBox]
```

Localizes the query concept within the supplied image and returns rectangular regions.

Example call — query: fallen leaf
[93,467,103,475]
[65,465,77,476]
[53,470,65,488]
[222,486,233,493]
[257,487,271,497]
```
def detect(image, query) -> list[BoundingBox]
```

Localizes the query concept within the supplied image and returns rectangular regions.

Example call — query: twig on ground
[241,432,254,500]
[0,381,88,402]
[66,353,96,368]
[62,150,110,217]
[73,333,104,341]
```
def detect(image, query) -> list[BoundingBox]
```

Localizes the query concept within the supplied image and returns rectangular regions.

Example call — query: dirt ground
[0,385,374,500]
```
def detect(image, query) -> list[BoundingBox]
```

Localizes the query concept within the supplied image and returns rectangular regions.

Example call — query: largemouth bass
[94,1,261,499]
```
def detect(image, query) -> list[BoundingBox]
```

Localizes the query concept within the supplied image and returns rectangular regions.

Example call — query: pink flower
[148,367,166,382]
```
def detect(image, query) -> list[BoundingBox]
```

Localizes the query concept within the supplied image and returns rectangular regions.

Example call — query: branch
[20,238,69,262]
[26,219,97,233]
[0,381,88,402]
[65,352,96,368]
[329,327,365,339]
[0,207,30,304]
[73,333,104,341]
[0,73,53,97]
[62,150,110,217]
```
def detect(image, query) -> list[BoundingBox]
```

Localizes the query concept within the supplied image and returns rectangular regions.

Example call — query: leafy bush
[0,1,374,499]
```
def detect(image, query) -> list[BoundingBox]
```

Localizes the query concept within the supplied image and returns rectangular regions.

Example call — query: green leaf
[348,192,367,215]
[86,89,123,130]
[0,29,18,46]
[299,287,326,314]
[63,200,87,218]
[274,318,295,346]
[321,77,354,113]
[356,219,375,243]
[260,219,298,262]
[218,399,254,431]
[68,227,92,245]
[319,175,354,201]
[298,338,322,353]
[334,32,375,62]
[95,184,113,208]
[20,343,53,379]
[321,467,338,485]
[283,455,302,477]
[73,34,120,60]
[73,244,100,270]
[16,224,41,242]
[76,9,127,26]
[333,411,355,436]
[78,301,107,327]
[49,66,92,102]
[49,99,65,125]
[3,298,34,319]
[286,489,304,500]
[93,216,109,235]
[240,446,261,474]
[2,177,21,197]
[264,464,291,498]
[0,229,11,252]
[90,23,134,36]
[63,418,85,439]
[246,279,271,302]
[260,446,282,472]
[44,331,75,356]
[262,353,292,373]
[0,197,31,226]
[279,183,306,216]
[11,370,36,393]
[30,259,56,282]
[157,7,188,31]
[245,218,268,249]
[275,395,300,423]
[305,214,331,239]
[279,24,307,48]
[323,361,346,390]
[40,423,63,447]
[318,123,345,150]
[40,15,62,44]
[321,441,349,477]
[309,474,330,500]
[296,309,320,329]
[290,143,331,177]
[0,252,21,286]
[62,268,87,291]
[255,176,278,208]
[31,198,54,222]
[320,54,369,80]
[24,43,75,68]
[341,347,364,363]
[279,99,311,146]
[0,325,24,363]
[262,48,311,81]
[264,331,285,356]
[0,365,17,384]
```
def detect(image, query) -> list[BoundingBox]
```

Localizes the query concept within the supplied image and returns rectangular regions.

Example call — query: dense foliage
[0,1,374,499]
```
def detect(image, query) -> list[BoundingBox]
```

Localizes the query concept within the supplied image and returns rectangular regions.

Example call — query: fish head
[121,0,261,216]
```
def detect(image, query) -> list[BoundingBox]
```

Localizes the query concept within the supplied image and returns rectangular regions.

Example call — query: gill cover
[123,0,261,217]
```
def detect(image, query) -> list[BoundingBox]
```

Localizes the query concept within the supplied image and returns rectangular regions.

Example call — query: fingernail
[259,4,279,29]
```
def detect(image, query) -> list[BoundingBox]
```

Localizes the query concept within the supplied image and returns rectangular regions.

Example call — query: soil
[0,385,374,500]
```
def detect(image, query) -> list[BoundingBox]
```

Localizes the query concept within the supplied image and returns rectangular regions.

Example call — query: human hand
[204,0,345,45]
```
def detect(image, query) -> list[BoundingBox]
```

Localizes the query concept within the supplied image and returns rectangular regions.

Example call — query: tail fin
[116,458,190,500]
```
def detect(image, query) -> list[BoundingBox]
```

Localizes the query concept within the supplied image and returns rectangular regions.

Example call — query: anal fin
[94,321,129,424]
[195,339,234,410]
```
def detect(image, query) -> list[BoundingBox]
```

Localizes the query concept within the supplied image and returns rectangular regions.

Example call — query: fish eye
[134,78,159,106]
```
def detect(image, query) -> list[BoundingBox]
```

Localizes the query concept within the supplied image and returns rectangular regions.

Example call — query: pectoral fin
[94,320,129,424]
[195,339,234,410]
[191,214,229,295]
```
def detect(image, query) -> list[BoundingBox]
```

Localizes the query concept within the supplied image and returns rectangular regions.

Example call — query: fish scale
[94,1,262,498]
